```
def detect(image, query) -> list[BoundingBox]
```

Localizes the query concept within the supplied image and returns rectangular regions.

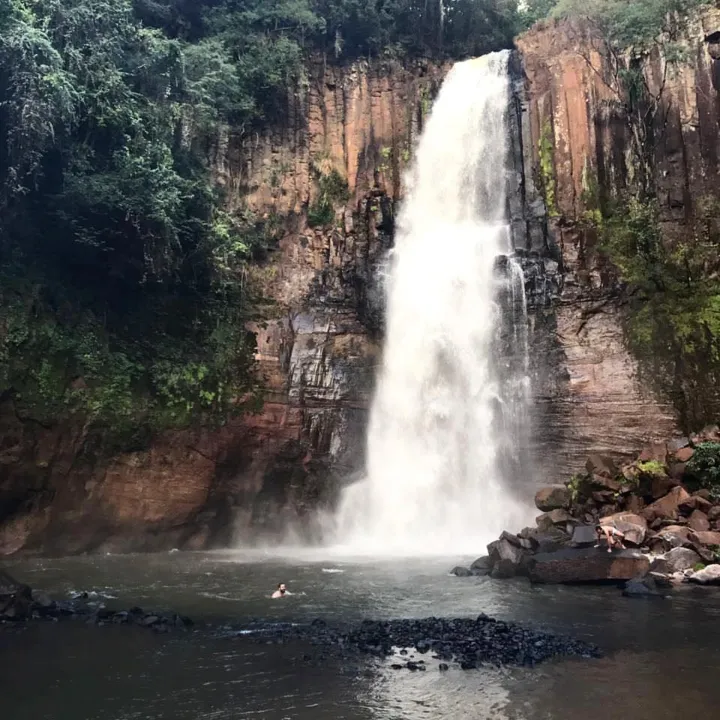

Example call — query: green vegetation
[308,164,349,228]
[537,119,558,217]
[523,0,707,47]
[0,0,529,447]
[686,443,720,499]
[636,460,667,477]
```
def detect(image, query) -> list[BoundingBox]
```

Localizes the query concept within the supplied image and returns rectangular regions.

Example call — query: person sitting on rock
[595,524,626,553]
[271,583,289,599]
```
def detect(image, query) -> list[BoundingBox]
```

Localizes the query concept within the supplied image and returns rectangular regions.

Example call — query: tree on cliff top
[529,0,708,47]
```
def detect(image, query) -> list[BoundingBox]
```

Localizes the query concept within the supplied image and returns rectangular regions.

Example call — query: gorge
[2,2,720,555]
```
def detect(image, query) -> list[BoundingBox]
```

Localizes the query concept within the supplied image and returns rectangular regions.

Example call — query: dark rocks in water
[1,574,193,633]
[622,575,664,598]
[487,537,529,579]
[233,614,601,670]
[469,556,492,576]
[0,571,32,621]
[527,547,650,584]
[450,566,473,577]
[438,662,449,671]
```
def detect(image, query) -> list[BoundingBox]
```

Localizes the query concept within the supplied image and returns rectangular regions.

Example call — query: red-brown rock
[638,442,668,464]
[680,495,713,515]
[688,510,711,532]
[535,486,571,512]
[642,487,691,524]
[674,447,695,463]
[527,547,650,584]
[689,530,720,547]
[586,455,618,479]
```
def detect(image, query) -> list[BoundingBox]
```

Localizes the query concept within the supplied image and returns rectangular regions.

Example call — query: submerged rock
[622,575,664,598]
[0,571,32,621]
[450,566,473,577]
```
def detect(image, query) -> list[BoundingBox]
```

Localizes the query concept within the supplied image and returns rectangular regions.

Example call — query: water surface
[2,551,720,719]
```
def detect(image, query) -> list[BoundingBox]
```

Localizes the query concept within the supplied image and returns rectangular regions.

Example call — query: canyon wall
[0,59,446,555]
[514,9,720,481]
[4,10,720,554]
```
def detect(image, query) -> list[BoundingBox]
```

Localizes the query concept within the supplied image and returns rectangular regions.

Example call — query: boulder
[0,570,32,621]
[642,487,691,524]
[598,513,648,546]
[690,425,720,444]
[679,496,713,515]
[570,525,598,547]
[450,567,473,577]
[638,442,668,464]
[688,510,711,532]
[650,474,677,500]
[624,495,645,514]
[586,454,618,479]
[536,509,573,532]
[688,530,720,547]
[622,575,663,598]
[688,564,720,586]
[668,437,691,453]
[675,447,695,463]
[708,506,720,523]
[527,547,650,584]
[521,528,568,553]
[469,556,492,576]
[668,463,687,480]
[659,547,702,573]
[535,486,571,512]
[487,537,528,579]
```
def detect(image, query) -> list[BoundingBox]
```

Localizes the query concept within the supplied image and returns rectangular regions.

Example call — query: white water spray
[333,51,534,555]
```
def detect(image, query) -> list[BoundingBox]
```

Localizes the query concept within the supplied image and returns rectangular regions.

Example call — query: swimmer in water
[271,583,288,599]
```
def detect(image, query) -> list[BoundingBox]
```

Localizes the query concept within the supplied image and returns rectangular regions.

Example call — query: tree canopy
[0,0,525,445]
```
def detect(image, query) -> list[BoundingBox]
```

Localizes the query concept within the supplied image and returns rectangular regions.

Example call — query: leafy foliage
[0,0,528,447]
[525,0,707,49]
[685,443,720,498]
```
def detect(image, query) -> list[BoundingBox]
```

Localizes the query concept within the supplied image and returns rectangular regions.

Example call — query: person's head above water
[278,583,286,595]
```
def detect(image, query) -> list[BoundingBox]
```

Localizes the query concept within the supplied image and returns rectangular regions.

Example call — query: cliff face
[514,9,720,481]
[4,12,720,555]
[0,58,446,555]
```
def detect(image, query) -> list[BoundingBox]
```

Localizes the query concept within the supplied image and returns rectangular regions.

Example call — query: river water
[2,551,720,719]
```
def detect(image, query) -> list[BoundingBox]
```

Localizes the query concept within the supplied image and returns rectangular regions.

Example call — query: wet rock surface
[226,615,601,670]
[460,435,720,593]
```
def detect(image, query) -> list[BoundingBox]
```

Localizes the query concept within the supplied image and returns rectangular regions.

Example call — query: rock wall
[5,11,720,554]
[512,9,720,480]
[0,58,447,555]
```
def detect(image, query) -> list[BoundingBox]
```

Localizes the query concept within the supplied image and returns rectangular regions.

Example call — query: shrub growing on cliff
[685,443,720,498]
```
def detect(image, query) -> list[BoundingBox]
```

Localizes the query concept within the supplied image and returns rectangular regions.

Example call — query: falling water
[334,51,534,555]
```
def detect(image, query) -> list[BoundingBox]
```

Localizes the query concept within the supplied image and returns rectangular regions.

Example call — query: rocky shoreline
[454,430,720,593]
[0,570,193,631]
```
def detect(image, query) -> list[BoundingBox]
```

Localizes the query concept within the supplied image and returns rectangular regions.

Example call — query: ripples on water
[2,550,720,720]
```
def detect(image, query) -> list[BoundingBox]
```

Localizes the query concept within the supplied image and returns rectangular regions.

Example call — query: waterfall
[334,51,534,555]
